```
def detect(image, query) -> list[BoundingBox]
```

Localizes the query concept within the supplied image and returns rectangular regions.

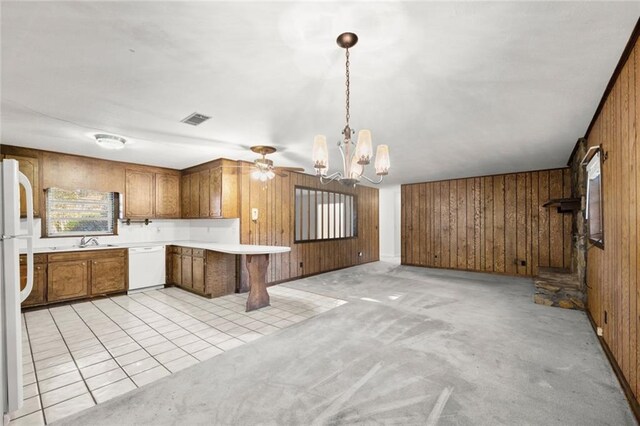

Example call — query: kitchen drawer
[168,246,181,254]
[47,248,125,262]
[20,254,46,265]
[181,247,193,256]
[192,249,205,258]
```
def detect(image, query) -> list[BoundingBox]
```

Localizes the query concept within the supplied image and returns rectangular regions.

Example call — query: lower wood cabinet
[20,255,46,307]
[47,260,89,303]
[166,245,236,298]
[91,254,127,295]
[20,249,128,307]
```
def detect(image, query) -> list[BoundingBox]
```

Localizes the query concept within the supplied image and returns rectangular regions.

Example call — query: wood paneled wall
[584,31,640,405]
[238,163,379,284]
[401,168,572,276]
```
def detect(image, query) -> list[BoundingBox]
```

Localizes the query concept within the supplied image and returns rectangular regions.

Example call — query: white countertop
[25,241,291,255]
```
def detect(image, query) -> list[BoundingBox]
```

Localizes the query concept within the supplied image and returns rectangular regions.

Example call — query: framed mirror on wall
[584,147,604,248]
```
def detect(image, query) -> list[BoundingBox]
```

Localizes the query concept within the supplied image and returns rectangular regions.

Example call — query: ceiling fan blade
[274,166,305,173]
[274,170,289,177]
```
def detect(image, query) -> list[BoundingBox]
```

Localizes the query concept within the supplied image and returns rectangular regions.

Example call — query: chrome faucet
[79,236,99,247]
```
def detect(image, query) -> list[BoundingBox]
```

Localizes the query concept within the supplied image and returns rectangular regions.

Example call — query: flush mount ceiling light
[93,134,126,150]
[312,32,390,187]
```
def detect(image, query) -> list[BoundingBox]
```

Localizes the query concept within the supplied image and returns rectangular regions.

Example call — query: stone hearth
[534,267,585,310]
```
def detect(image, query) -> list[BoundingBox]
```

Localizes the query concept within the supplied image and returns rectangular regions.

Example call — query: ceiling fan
[250,145,304,181]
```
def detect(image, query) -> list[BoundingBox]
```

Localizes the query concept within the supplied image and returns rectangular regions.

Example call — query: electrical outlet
[358,252,363,257]
[251,208,259,221]
[597,327,603,337]
[299,262,303,268]
[520,260,526,266]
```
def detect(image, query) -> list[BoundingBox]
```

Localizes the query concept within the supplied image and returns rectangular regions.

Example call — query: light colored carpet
[58,262,636,425]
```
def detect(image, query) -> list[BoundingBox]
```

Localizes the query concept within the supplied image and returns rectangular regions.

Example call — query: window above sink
[45,188,119,237]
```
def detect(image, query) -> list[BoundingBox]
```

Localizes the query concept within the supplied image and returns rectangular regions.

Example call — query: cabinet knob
[82,262,86,265]
[94,261,97,265]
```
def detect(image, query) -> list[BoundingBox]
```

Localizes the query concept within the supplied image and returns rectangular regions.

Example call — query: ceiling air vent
[181,112,211,126]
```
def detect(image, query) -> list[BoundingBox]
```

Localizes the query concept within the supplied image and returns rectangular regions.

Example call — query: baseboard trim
[585,311,640,423]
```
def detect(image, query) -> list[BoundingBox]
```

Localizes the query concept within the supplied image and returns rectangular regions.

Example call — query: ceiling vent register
[181,112,211,126]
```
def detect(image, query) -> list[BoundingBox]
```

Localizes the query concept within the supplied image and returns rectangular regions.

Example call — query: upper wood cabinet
[125,169,155,218]
[155,173,180,218]
[125,169,181,219]
[3,154,40,217]
[181,160,238,219]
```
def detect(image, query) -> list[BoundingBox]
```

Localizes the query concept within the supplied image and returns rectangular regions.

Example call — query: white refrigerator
[1,159,35,421]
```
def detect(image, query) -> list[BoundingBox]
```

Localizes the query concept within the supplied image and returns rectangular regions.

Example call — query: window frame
[294,185,358,244]
[585,148,604,249]
[43,188,120,238]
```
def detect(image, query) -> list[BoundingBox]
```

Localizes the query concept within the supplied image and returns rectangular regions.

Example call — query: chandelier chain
[345,47,350,130]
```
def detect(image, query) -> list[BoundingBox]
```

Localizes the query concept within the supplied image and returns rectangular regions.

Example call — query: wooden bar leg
[238,254,250,293]
[246,254,270,312]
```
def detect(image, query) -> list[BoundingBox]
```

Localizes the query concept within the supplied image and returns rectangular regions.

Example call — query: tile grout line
[147,289,274,332]
[89,297,187,376]
[122,292,230,346]
[46,309,97,408]
[111,292,225,354]
[22,313,46,424]
[144,291,267,341]
[157,287,318,330]
[68,303,138,391]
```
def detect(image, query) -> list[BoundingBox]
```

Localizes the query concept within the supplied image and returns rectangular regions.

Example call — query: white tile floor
[10,286,346,425]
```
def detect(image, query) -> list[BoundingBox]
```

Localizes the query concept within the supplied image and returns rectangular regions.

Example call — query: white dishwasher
[128,245,166,292]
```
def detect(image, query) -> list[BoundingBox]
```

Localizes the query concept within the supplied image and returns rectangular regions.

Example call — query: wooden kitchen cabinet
[165,245,236,298]
[181,174,191,218]
[125,169,155,218]
[91,254,126,295]
[3,154,40,217]
[210,161,238,218]
[180,159,239,219]
[20,254,47,307]
[155,173,180,218]
[198,170,210,217]
[39,249,128,305]
[189,173,200,218]
[192,250,205,293]
[170,247,182,285]
[181,248,193,288]
[47,260,89,303]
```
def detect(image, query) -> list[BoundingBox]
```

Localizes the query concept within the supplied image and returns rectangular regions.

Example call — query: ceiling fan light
[94,134,126,150]
[312,135,329,169]
[266,170,275,179]
[259,173,269,182]
[375,145,390,176]
[355,129,372,165]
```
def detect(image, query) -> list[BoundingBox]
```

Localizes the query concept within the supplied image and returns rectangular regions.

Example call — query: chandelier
[312,32,390,186]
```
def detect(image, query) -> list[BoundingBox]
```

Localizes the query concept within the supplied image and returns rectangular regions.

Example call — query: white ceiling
[2,2,639,185]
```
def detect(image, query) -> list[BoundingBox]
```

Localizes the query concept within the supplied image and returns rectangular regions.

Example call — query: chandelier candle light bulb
[312,135,329,169]
[355,129,373,165]
[375,145,390,176]
[312,32,390,186]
